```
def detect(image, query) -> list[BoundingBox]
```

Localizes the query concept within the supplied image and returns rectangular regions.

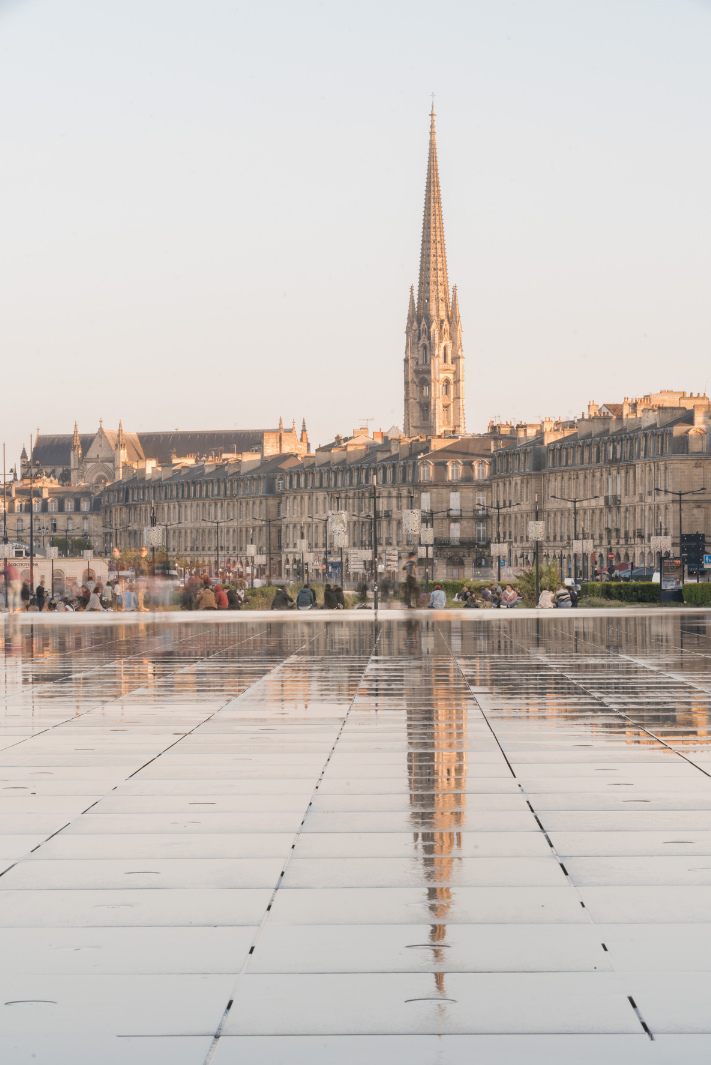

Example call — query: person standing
[402,552,420,609]
[214,583,228,609]
[20,580,31,611]
[5,564,21,614]
[35,579,47,612]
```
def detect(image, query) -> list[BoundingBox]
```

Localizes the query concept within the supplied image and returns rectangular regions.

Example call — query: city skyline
[2,1,711,467]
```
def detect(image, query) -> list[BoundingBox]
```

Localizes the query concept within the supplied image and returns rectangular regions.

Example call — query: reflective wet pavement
[2,612,711,1063]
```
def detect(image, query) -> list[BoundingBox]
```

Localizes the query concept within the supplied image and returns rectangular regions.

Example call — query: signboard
[82,549,94,560]
[608,552,615,561]
[661,557,683,603]
[401,510,421,536]
[651,536,672,555]
[420,528,434,545]
[328,512,349,548]
[704,554,711,569]
[572,539,594,554]
[255,555,266,565]
[385,549,399,571]
[0,544,13,559]
[490,543,508,557]
[417,546,428,558]
[48,547,59,559]
[296,539,309,554]
[245,544,256,556]
[143,527,163,548]
[528,521,545,541]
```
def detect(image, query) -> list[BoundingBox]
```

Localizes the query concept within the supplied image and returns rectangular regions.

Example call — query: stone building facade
[1,477,103,555]
[101,427,497,582]
[488,391,711,574]
[404,109,464,438]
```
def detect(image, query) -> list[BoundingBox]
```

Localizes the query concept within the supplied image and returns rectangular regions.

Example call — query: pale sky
[2,0,711,467]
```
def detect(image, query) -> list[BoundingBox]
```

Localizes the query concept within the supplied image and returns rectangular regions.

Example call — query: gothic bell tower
[403,108,465,437]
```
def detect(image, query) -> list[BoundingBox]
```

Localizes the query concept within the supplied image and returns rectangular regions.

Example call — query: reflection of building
[406,657,468,926]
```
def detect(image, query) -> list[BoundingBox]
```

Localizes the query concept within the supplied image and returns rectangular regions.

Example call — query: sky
[2,0,711,467]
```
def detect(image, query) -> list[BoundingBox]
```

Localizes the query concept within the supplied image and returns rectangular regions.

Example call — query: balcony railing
[604,494,621,505]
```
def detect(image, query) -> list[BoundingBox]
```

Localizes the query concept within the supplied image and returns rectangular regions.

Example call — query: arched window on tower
[442,346,449,363]
[420,346,428,364]
[442,380,450,397]
[420,382,429,397]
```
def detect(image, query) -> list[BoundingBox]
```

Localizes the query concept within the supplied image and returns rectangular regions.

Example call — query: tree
[517,561,560,606]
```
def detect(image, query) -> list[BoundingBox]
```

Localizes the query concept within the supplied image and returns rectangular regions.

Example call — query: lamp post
[654,486,706,581]
[371,474,378,611]
[550,493,599,581]
[200,517,231,580]
[489,501,522,583]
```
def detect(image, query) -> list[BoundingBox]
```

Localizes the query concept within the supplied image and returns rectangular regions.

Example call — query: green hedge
[580,581,659,603]
[682,583,711,605]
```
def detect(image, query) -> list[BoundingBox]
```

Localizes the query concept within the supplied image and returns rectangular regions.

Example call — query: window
[80,498,90,512]
[476,521,487,542]
[66,518,73,533]
[50,519,57,533]
[16,518,23,534]
[449,492,461,514]
[65,499,74,512]
[420,492,431,512]
[82,518,89,532]
[449,523,461,544]
[474,461,488,480]
[48,498,58,512]
[449,462,461,481]
[420,381,429,397]
[442,379,450,396]
[32,499,41,512]
[442,346,449,363]
[419,465,431,483]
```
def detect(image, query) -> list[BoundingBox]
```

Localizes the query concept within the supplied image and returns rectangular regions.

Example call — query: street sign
[328,512,349,548]
[48,547,59,559]
[490,543,508,557]
[420,528,434,545]
[608,552,615,560]
[661,557,683,603]
[83,549,94,560]
[704,554,711,568]
[528,521,545,541]
[402,510,421,535]
[245,544,256,556]
[143,527,163,548]
[651,536,672,555]
[296,539,309,554]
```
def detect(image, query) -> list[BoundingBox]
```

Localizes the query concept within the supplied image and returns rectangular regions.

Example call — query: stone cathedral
[404,108,465,438]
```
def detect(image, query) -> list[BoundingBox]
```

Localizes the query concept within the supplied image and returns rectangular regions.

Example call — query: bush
[580,581,659,603]
[682,583,711,605]
[516,562,560,606]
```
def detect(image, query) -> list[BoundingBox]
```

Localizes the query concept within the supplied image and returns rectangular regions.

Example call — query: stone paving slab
[1,612,711,1059]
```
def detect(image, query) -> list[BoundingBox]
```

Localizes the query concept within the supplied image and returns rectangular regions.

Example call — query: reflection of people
[122,585,138,611]
[36,579,47,612]
[6,564,21,613]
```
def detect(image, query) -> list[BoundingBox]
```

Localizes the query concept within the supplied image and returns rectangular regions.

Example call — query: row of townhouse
[488,391,711,575]
[101,427,500,581]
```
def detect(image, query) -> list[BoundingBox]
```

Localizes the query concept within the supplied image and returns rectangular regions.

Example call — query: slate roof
[31,429,276,469]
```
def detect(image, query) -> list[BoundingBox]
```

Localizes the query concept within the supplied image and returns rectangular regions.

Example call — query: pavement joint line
[201,624,383,1065]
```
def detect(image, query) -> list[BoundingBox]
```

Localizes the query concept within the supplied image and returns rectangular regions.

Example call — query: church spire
[417,107,450,324]
[71,422,82,454]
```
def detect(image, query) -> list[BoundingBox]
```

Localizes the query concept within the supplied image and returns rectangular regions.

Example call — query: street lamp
[486,500,522,582]
[550,494,599,581]
[654,486,706,580]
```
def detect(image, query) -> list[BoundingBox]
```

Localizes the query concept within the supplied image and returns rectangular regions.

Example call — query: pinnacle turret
[71,422,82,454]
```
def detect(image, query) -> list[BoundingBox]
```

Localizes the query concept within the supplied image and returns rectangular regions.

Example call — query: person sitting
[297,584,316,610]
[214,583,229,609]
[427,585,446,609]
[538,588,556,609]
[226,587,243,610]
[271,587,294,610]
[196,585,217,610]
[480,586,493,608]
[47,597,58,612]
[334,586,345,609]
[323,584,338,609]
[464,591,480,608]
[86,589,103,611]
[500,584,518,609]
[555,584,572,608]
